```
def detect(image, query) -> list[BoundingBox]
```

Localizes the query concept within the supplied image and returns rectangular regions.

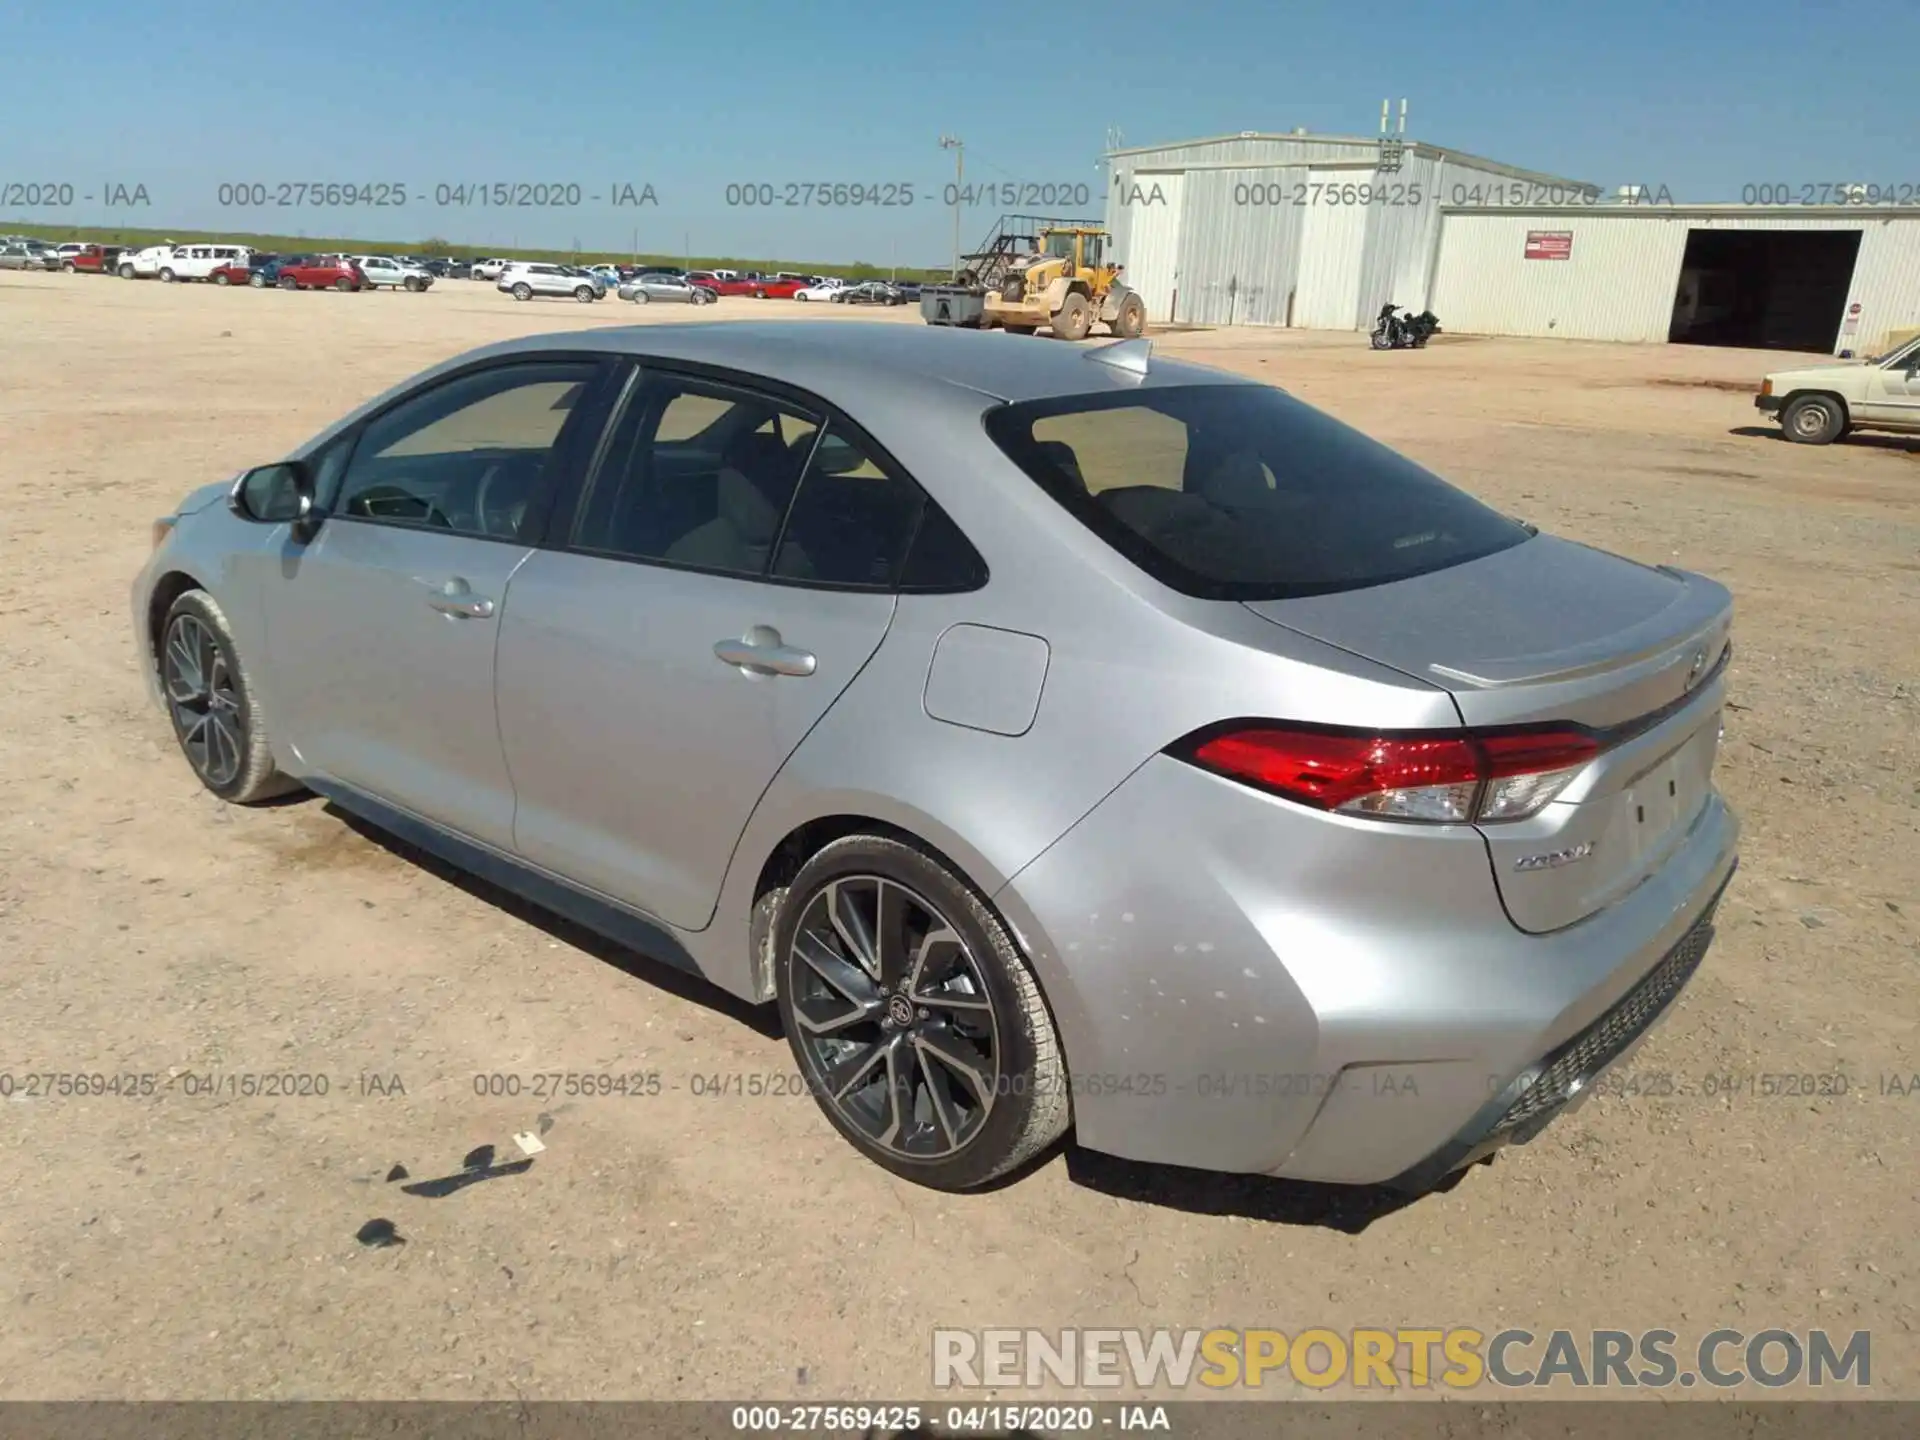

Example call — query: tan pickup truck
[1755,333,1920,444]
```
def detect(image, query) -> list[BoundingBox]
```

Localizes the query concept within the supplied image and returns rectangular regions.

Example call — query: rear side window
[770,426,926,588]
[983,384,1529,601]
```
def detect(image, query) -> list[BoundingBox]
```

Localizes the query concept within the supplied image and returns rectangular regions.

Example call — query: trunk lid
[1244,535,1732,933]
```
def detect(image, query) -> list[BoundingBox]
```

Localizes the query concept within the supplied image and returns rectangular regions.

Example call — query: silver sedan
[131,324,1738,1193]
[617,272,716,305]
[0,241,56,270]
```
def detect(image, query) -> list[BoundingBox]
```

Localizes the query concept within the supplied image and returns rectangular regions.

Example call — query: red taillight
[1180,723,1602,824]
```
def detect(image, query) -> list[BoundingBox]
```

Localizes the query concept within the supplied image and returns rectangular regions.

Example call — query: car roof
[469,322,1254,405]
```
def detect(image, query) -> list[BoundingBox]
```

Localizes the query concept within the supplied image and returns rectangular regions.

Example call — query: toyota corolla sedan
[132,324,1739,1193]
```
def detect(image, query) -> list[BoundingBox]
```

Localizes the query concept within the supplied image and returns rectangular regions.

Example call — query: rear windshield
[982,383,1530,601]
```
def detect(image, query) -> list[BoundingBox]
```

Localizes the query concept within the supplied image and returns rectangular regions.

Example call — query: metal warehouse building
[1104,130,1920,354]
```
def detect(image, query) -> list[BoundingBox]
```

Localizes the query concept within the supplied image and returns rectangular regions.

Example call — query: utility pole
[940,134,964,280]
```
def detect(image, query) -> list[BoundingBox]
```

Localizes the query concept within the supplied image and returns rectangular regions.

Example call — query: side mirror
[229,461,321,541]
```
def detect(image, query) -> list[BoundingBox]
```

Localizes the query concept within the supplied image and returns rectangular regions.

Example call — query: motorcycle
[1369,302,1441,349]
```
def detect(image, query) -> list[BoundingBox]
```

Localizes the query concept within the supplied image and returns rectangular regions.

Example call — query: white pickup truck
[1755,333,1920,444]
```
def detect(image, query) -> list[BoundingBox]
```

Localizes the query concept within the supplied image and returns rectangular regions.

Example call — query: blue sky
[3,0,1909,265]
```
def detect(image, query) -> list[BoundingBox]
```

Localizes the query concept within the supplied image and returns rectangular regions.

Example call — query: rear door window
[983,384,1530,600]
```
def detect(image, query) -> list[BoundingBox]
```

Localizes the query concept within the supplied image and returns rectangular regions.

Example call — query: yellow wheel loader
[981,227,1147,341]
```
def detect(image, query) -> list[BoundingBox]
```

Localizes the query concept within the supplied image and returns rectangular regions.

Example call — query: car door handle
[714,627,816,677]
[425,577,496,619]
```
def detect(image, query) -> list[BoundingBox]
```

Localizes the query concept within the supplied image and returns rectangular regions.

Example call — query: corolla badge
[1514,841,1595,872]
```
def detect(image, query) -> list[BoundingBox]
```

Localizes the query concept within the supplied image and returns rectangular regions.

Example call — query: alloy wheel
[163,613,245,788]
[787,876,1002,1160]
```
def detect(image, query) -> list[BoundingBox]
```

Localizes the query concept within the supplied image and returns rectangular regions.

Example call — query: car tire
[279,275,298,291]
[214,271,231,286]
[512,283,533,301]
[573,286,595,302]
[1782,394,1846,445]
[62,261,76,273]
[159,267,177,283]
[158,590,303,806]
[250,272,267,288]
[774,833,1070,1192]
[333,277,352,291]
[1051,292,1093,341]
[119,264,136,279]
[753,288,768,299]
[405,276,423,292]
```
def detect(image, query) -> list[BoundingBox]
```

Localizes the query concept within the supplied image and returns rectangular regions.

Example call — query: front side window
[332,362,597,541]
[571,377,818,575]
[983,384,1531,601]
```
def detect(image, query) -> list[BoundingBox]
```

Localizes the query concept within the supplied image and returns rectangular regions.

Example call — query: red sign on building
[1524,230,1574,260]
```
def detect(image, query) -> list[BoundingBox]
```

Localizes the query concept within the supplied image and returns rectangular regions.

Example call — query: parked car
[892,280,925,301]
[353,255,435,291]
[65,244,126,274]
[685,270,755,298]
[118,244,176,279]
[54,242,90,262]
[246,254,304,287]
[5,239,61,270]
[1754,333,1920,445]
[133,323,1738,1194]
[210,252,278,286]
[471,258,512,281]
[748,276,809,300]
[835,281,908,306]
[0,241,43,270]
[794,279,849,303]
[276,255,365,291]
[157,243,251,282]
[616,272,716,305]
[498,261,602,302]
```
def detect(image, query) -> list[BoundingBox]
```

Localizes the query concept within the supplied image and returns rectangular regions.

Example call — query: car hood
[1765,359,1868,386]
[175,479,233,517]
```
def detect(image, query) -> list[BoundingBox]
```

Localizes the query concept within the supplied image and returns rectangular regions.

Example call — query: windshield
[983,384,1532,601]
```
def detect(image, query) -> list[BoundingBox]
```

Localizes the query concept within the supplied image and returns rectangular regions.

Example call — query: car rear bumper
[994,753,1740,1186]
[1379,864,1731,1192]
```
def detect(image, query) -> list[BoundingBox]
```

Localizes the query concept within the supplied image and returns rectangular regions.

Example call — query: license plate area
[1613,724,1716,869]
[1481,709,1721,933]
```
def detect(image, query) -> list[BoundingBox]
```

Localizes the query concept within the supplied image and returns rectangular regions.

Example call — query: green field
[0,219,950,283]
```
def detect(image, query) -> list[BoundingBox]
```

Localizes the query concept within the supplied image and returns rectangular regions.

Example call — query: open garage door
[1668,229,1861,352]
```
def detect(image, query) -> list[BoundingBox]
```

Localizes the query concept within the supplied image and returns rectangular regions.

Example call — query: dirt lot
[0,271,1915,1401]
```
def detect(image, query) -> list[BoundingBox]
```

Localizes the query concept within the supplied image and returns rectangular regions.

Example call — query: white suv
[498,262,603,303]
[165,243,250,281]
[353,254,434,291]
[1755,333,1920,444]
[118,244,177,279]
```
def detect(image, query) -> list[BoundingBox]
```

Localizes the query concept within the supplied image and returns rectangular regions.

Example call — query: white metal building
[1429,206,1920,355]
[1103,130,1597,331]
[1105,130,1920,353]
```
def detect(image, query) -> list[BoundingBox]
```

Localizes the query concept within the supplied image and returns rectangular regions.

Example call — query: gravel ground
[0,270,1914,1401]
